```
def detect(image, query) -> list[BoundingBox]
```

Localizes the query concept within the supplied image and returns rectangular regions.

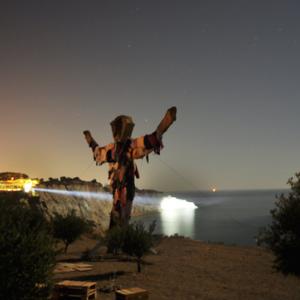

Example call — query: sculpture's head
[110,115,135,142]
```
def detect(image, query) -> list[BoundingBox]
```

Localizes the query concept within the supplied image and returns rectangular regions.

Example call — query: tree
[105,221,156,272]
[122,221,155,273]
[52,210,94,253]
[0,199,55,300]
[257,173,300,275]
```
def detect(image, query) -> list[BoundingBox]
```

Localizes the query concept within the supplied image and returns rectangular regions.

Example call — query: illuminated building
[0,172,39,193]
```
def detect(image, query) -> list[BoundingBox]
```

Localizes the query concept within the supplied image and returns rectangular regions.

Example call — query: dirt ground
[54,236,300,300]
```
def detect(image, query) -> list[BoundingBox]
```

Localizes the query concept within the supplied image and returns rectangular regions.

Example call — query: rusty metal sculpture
[83,107,177,229]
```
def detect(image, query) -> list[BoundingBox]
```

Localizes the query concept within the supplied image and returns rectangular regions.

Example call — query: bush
[0,199,55,300]
[257,173,300,275]
[106,221,155,273]
[52,210,94,253]
[122,222,155,273]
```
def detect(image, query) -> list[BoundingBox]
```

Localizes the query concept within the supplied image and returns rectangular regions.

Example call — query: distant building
[0,172,38,193]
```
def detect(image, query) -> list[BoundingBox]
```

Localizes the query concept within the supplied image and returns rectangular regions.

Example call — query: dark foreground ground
[54,236,300,300]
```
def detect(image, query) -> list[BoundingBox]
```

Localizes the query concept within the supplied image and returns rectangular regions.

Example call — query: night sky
[1,1,300,191]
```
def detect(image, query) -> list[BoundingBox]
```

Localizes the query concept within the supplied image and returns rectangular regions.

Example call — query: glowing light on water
[160,195,198,211]
[159,196,197,238]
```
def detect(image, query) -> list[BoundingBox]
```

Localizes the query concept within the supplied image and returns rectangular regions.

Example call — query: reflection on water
[133,190,280,245]
[160,206,196,237]
[160,196,197,237]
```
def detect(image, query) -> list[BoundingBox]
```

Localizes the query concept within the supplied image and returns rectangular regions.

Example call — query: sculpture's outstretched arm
[83,130,114,165]
[83,130,98,151]
[156,106,177,138]
[131,106,177,159]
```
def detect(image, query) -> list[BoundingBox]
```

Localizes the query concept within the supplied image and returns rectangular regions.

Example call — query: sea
[133,189,287,246]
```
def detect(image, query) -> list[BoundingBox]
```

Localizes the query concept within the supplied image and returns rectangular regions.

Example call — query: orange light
[0,178,39,193]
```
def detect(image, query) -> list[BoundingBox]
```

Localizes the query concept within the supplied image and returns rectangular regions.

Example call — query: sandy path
[54,236,300,300]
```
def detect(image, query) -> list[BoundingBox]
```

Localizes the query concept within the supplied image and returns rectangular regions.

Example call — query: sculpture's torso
[94,136,156,227]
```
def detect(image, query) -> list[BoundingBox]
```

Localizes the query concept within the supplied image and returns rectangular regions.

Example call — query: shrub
[122,221,155,273]
[257,173,300,275]
[105,221,156,272]
[52,210,94,253]
[0,199,55,299]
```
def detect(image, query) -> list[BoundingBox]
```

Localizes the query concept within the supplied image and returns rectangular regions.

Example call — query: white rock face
[35,181,158,234]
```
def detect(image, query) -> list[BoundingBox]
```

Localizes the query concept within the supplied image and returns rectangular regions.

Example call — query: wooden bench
[53,280,96,300]
[115,287,149,300]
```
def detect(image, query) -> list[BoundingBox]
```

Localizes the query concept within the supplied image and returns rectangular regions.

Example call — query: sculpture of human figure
[83,106,177,229]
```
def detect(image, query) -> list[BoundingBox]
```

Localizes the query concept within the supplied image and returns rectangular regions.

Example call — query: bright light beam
[34,188,161,205]
[33,188,194,211]
[33,188,112,201]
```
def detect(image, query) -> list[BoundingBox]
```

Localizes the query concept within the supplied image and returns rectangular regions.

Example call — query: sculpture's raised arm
[83,130,98,151]
[156,106,177,138]
[83,130,115,165]
[131,106,177,159]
